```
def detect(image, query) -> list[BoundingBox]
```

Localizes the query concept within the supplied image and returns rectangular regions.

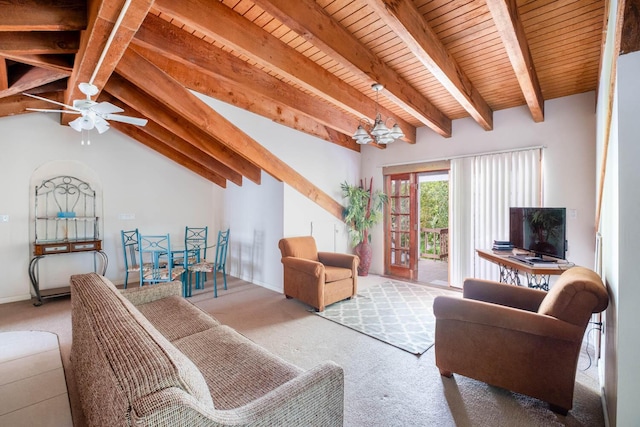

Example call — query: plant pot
[354,241,372,276]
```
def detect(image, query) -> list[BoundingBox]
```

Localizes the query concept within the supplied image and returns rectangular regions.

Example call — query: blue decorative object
[57,211,76,218]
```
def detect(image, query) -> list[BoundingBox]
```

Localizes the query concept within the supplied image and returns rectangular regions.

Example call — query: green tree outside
[419,180,449,255]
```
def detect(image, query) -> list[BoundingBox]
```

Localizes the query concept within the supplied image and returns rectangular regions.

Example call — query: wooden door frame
[384,173,418,280]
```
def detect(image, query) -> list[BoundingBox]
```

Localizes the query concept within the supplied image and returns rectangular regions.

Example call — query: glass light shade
[69,116,91,132]
[389,124,404,140]
[352,125,369,140]
[371,119,389,137]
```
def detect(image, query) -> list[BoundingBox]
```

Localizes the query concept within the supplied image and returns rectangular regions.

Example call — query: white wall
[194,93,360,292]
[0,113,219,303]
[361,92,597,281]
[605,50,640,426]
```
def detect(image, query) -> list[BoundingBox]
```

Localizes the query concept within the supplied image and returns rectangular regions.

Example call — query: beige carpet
[0,274,605,427]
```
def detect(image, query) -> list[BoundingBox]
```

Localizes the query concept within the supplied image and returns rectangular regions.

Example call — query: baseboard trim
[0,293,32,304]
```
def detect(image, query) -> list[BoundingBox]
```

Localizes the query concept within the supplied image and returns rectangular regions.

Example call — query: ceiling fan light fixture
[352,83,404,145]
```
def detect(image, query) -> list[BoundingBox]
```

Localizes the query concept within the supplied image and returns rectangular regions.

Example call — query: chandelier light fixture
[352,83,405,145]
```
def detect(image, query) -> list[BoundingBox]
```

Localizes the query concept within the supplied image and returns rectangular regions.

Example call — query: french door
[384,173,418,280]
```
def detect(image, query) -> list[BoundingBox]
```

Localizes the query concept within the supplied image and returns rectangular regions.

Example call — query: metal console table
[476,249,573,291]
[30,176,108,306]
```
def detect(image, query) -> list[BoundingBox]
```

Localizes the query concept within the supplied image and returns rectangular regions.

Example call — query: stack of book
[492,240,514,253]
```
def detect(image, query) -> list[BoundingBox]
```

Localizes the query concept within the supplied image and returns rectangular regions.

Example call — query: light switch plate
[118,213,135,220]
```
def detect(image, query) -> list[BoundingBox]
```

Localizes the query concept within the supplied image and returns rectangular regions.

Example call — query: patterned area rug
[315,281,458,355]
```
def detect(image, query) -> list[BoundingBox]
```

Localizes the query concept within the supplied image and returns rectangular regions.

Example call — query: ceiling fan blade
[92,102,124,115]
[104,114,148,126]
[26,108,81,114]
[23,92,80,112]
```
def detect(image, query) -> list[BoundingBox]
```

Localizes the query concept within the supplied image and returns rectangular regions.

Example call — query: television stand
[477,249,572,291]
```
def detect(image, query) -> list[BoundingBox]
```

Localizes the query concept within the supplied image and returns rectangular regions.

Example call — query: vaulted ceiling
[0,0,607,216]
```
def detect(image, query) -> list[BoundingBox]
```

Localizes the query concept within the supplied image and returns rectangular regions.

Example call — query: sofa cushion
[173,325,303,410]
[70,273,215,411]
[324,265,353,283]
[136,295,220,342]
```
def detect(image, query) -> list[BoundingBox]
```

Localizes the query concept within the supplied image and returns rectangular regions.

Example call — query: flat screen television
[509,207,567,260]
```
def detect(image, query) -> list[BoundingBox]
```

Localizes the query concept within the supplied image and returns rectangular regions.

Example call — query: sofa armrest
[434,296,583,342]
[463,278,547,312]
[133,362,344,426]
[121,281,183,306]
[281,257,324,278]
[318,252,359,270]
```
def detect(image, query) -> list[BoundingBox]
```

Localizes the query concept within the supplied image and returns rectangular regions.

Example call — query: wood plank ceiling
[0,0,605,217]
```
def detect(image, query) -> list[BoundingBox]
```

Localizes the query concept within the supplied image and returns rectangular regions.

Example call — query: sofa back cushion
[279,236,319,261]
[537,266,609,327]
[70,273,215,418]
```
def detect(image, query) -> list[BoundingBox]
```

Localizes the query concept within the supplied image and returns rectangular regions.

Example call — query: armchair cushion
[538,266,609,327]
[324,266,353,282]
[278,236,319,261]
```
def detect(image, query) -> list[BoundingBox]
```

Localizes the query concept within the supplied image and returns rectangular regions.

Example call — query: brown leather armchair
[278,236,359,312]
[433,266,609,414]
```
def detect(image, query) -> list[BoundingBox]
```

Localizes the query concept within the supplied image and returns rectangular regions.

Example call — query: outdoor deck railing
[420,227,449,260]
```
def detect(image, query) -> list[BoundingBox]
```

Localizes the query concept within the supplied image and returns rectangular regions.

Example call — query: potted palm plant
[341,178,388,276]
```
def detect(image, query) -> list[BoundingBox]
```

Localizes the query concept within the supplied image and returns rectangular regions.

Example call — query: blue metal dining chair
[138,233,186,294]
[185,226,208,289]
[120,228,141,289]
[187,228,230,298]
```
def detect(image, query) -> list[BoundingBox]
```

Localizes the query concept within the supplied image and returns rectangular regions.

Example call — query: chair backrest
[278,236,318,261]
[537,266,609,327]
[214,229,230,269]
[185,226,208,262]
[138,234,179,283]
[121,229,140,270]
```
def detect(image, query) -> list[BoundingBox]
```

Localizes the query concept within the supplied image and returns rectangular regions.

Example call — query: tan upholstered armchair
[278,236,359,312]
[433,266,609,414]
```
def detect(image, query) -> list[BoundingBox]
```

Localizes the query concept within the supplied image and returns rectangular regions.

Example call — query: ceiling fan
[24,82,148,134]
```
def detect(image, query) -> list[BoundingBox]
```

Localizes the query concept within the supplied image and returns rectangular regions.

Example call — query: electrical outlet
[0,214,8,222]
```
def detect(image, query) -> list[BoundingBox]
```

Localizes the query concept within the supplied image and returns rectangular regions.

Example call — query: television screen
[509,207,567,260]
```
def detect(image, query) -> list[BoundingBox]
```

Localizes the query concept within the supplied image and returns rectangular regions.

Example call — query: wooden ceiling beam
[65,0,154,113]
[368,0,494,131]
[105,73,262,184]
[132,44,359,152]
[0,32,79,54]
[252,0,451,138]
[116,48,345,220]
[133,15,361,151]
[0,53,74,74]
[0,57,7,90]
[0,0,86,31]
[0,92,65,117]
[101,93,244,186]
[486,0,544,122]
[108,121,228,188]
[0,64,67,98]
[153,0,416,144]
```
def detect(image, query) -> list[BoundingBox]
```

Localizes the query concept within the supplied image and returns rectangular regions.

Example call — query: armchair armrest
[434,296,583,342]
[120,281,182,306]
[318,252,359,270]
[281,257,324,278]
[463,278,547,312]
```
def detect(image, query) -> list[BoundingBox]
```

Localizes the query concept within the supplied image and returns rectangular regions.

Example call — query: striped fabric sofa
[70,273,344,426]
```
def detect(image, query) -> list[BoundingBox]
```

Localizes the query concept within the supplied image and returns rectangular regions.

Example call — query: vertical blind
[450,148,542,286]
